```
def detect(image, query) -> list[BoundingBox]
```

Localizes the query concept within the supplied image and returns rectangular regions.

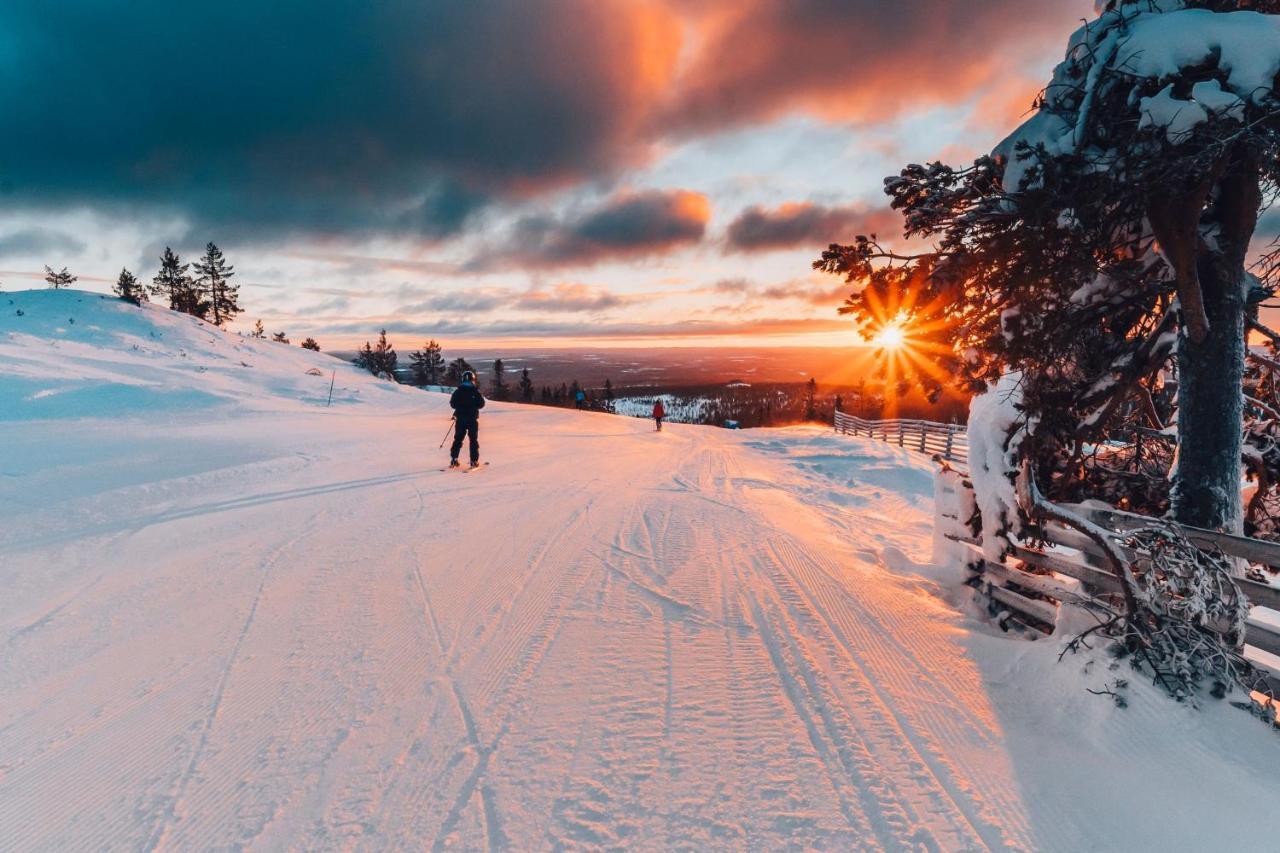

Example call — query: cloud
[0,0,682,239]
[475,189,710,269]
[515,283,634,312]
[663,0,1091,133]
[315,315,851,341]
[724,202,899,253]
[0,228,86,258]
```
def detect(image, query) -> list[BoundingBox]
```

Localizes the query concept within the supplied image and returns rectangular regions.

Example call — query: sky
[0,0,1098,349]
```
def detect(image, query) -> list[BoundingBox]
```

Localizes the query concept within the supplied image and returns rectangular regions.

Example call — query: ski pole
[438,417,456,448]
[326,370,336,407]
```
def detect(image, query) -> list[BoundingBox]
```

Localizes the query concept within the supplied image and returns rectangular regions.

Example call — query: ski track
[0,401,1101,850]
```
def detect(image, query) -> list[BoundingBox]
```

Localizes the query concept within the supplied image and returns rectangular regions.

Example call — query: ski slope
[2,291,1279,851]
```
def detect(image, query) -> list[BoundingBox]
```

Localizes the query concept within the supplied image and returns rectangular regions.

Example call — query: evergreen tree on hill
[445,357,474,384]
[272,331,290,344]
[151,248,207,319]
[301,337,320,351]
[520,368,535,402]
[490,359,509,400]
[113,268,147,305]
[251,319,265,339]
[192,242,240,327]
[44,266,77,289]
[410,340,446,386]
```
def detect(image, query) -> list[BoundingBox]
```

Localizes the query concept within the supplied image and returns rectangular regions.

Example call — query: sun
[873,322,906,350]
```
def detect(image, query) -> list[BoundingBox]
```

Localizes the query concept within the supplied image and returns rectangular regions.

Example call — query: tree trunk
[1171,151,1259,532]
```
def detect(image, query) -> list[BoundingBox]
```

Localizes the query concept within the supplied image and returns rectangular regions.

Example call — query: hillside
[2,291,1279,850]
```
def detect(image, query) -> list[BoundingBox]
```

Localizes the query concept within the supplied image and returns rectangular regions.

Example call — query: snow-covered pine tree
[603,377,614,411]
[44,266,76,289]
[301,337,320,351]
[816,0,1280,533]
[192,242,240,327]
[113,268,147,305]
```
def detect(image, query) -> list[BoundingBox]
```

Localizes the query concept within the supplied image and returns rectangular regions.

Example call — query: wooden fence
[935,472,1280,692]
[834,410,968,466]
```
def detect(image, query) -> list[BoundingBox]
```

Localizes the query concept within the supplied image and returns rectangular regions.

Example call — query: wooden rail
[834,410,968,465]
[935,474,1280,692]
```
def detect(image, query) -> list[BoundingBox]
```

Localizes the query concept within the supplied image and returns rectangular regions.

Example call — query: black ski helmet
[462,370,475,384]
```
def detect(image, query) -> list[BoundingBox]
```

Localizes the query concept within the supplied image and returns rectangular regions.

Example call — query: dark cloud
[664,0,1090,133]
[475,190,710,269]
[725,202,900,253]
[0,0,1089,248]
[0,228,86,258]
[0,0,680,239]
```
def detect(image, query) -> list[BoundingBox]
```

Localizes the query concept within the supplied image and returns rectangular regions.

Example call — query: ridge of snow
[0,289,413,421]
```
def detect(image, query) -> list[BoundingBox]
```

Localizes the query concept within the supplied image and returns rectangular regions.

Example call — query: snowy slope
[2,291,1279,850]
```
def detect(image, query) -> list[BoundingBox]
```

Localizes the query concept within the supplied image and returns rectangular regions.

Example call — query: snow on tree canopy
[998,3,1280,192]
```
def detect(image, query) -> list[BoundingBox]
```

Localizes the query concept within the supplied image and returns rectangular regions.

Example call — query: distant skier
[449,370,486,468]
[575,388,587,409]
[652,399,665,432]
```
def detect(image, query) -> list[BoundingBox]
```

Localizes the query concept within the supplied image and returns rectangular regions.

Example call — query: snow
[966,373,1031,560]
[997,5,1280,191]
[3,291,1280,849]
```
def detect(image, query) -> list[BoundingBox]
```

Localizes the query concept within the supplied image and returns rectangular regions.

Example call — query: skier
[652,399,665,432]
[449,370,486,468]
[575,388,587,410]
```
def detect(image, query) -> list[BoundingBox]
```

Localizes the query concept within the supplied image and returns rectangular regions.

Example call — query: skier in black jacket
[449,371,486,467]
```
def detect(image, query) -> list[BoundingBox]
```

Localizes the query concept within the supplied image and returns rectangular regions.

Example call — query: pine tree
[301,337,320,351]
[409,339,446,386]
[490,359,509,400]
[251,319,265,339]
[113,267,147,305]
[519,368,535,402]
[603,378,614,412]
[805,378,817,421]
[44,266,77,289]
[815,1,1280,531]
[192,242,240,327]
[354,341,375,371]
[272,331,290,344]
[151,248,207,318]
[445,357,474,384]
[367,329,397,378]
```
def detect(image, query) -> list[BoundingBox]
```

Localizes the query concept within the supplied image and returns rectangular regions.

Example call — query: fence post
[898,424,904,447]
[944,429,954,460]
[918,429,927,452]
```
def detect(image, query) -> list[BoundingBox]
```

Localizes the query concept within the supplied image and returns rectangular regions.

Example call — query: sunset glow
[874,322,906,350]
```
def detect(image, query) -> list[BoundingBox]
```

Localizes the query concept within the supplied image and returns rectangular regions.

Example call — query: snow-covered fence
[935,474,1280,690]
[834,410,968,466]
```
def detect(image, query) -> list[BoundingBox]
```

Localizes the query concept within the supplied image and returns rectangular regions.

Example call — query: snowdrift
[0,289,413,420]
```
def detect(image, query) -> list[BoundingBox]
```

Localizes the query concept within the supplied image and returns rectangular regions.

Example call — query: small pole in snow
[326,370,336,407]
